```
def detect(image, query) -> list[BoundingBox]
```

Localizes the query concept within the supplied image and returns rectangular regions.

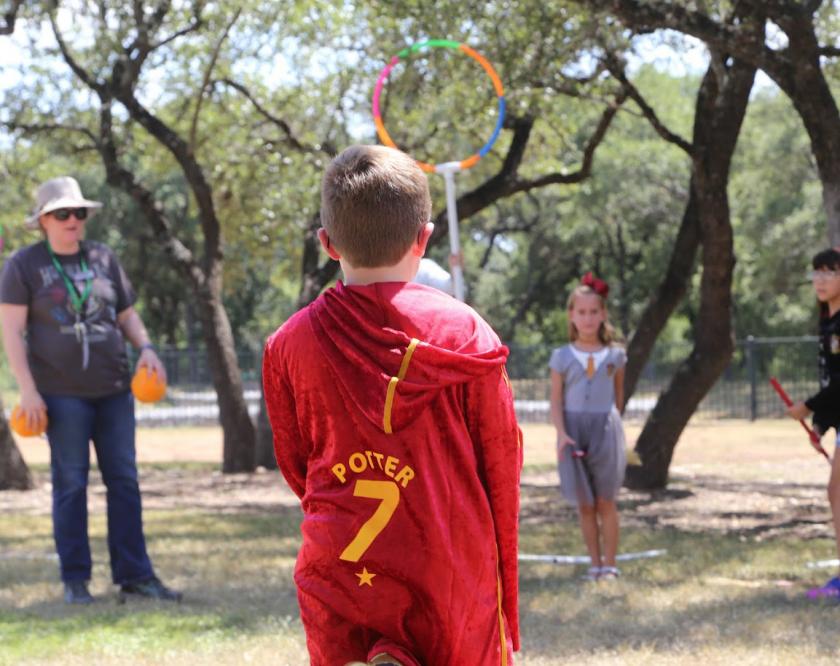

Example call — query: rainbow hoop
[372,40,506,173]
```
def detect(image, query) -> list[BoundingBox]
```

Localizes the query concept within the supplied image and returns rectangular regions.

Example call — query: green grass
[4,422,840,665]
[3,505,840,665]
[519,523,839,661]
[0,509,309,665]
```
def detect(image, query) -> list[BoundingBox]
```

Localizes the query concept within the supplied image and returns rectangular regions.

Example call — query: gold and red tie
[586,355,595,379]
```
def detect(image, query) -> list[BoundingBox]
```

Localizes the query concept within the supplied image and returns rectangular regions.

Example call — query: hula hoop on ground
[518,549,668,565]
[371,39,506,173]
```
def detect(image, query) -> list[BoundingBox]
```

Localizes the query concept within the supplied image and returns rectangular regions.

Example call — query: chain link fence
[130,347,263,427]
[507,336,821,423]
[128,337,821,426]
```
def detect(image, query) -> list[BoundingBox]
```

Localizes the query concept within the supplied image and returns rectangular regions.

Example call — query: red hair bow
[581,271,609,297]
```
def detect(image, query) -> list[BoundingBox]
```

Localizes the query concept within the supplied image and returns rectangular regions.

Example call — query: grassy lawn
[2,421,840,664]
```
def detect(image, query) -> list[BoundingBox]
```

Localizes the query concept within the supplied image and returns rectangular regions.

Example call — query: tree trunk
[623,188,700,400]
[593,0,840,243]
[784,62,840,245]
[626,50,757,489]
[297,212,340,310]
[0,397,32,490]
[255,359,277,470]
[194,275,256,473]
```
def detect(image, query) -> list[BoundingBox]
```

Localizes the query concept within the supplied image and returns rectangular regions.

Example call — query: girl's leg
[578,503,601,568]
[828,443,840,576]
[807,442,840,598]
[596,497,620,568]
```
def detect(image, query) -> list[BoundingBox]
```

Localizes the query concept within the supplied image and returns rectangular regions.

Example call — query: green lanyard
[46,240,93,315]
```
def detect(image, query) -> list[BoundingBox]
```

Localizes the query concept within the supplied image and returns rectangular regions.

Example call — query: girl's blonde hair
[567,285,617,345]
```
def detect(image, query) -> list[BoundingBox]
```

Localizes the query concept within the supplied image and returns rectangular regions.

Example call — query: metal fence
[133,337,822,426]
[507,336,821,423]
[130,347,263,427]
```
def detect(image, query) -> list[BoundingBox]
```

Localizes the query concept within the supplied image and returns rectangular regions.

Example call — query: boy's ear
[317,228,342,260]
[412,222,435,258]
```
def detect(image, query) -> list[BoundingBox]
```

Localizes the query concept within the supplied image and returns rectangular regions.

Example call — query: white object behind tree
[413,258,454,295]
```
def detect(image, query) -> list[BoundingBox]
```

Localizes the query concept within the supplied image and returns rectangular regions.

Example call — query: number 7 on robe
[372,40,506,301]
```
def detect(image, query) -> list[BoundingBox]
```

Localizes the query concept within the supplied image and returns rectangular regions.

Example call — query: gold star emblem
[355,567,376,587]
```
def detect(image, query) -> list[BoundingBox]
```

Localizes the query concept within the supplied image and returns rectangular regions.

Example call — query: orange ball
[131,366,167,403]
[10,405,47,437]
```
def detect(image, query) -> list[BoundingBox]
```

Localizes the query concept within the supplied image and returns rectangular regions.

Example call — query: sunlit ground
[2,420,839,664]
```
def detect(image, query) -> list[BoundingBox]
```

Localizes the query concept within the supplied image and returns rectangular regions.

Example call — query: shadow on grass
[520,585,840,658]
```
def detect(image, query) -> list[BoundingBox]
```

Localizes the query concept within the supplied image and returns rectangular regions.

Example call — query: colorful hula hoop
[372,40,506,173]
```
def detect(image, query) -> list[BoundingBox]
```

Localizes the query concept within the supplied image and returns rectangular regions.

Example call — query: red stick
[769,377,831,462]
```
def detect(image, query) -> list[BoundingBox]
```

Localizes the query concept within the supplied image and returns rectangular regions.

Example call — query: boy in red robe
[263,145,522,666]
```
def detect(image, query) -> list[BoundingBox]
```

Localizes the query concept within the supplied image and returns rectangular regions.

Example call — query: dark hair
[812,247,840,319]
[812,248,840,270]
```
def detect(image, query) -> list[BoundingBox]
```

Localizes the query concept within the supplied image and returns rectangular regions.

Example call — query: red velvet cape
[263,281,522,665]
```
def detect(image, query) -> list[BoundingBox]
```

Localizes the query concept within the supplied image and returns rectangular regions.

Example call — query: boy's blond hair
[320,145,432,268]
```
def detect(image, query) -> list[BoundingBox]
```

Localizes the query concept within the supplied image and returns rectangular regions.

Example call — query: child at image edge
[262,145,522,666]
[549,274,626,581]
[788,248,840,599]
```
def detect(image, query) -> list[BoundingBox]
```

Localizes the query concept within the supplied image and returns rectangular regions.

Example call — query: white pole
[436,161,465,301]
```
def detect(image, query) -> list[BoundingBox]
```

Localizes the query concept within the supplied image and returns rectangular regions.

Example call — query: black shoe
[120,576,182,602]
[64,580,94,604]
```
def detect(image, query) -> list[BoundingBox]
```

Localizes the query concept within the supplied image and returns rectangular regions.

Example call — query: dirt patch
[4,420,836,541]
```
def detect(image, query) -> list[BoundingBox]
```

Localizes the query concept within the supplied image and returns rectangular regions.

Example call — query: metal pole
[437,162,465,301]
[747,335,757,421]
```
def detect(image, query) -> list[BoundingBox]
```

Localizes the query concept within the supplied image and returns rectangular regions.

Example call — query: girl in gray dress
[549,273,626,581]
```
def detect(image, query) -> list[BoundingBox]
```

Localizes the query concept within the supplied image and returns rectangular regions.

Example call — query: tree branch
[150,17,203,51]
[49,10,104,93]
[189,7,241,152]
[512,91,627,190]
[479,219,539,269]
[215,78,334,155]
[3,120,97,145]
[818,45,840,57]
[753,0,822,18]
[604,55,693,155]
[582,0,791,89]
[113,86,221,263]
[0,0,23,35]
[96,99,204,287]
[123,3,202,89]
[430,93,625,247]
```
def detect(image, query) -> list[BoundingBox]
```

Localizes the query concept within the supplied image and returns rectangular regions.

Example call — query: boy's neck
[341,255,420,286]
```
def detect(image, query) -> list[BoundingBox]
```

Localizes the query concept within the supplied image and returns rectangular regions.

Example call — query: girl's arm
[550,369,575,456]
[0,303,46,428]
[614,366,625,413]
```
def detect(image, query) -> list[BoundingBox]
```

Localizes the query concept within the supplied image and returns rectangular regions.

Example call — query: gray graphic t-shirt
[0,240,135,397]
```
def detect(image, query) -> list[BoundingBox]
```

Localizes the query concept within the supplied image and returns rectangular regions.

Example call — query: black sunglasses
[50,208,89,221]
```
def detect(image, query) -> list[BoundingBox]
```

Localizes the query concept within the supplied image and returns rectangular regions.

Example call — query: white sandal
[582,566,601,581]
[600,566,620,580]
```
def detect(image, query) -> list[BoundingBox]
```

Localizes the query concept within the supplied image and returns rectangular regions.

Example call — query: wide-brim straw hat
[24,176,103,229]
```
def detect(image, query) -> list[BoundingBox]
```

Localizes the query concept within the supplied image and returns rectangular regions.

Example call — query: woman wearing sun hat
[0,176,180,604]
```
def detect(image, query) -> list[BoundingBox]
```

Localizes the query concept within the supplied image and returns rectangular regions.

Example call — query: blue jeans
[44,391,154,585]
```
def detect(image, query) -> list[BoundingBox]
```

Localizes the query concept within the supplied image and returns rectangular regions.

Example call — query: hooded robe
[263,281,522,666]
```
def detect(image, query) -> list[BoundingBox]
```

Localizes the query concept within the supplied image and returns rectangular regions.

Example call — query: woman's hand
[787,401,811,421]
[20,387,47,432]
[137,347,167,383]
